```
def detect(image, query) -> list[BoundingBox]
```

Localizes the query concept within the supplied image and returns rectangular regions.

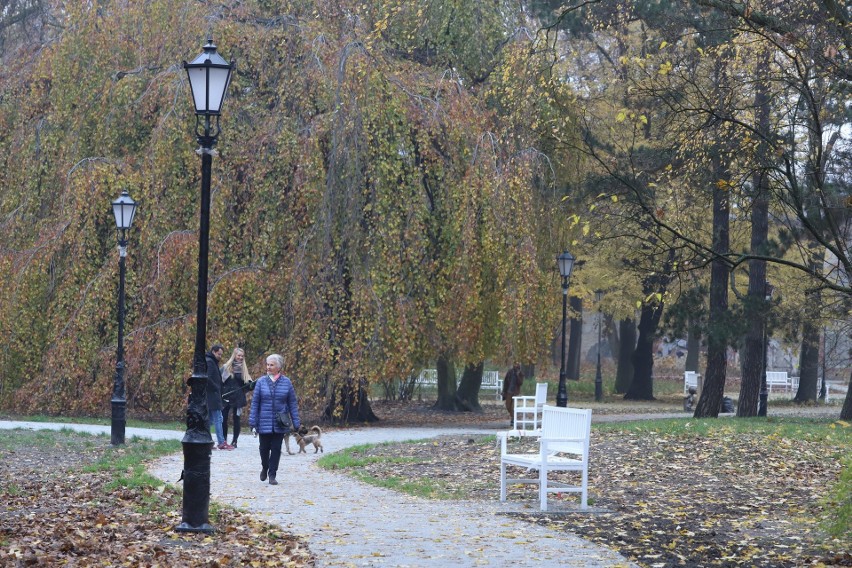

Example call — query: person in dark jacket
[248,353,301,485]
[501,363,524,420]
[221,347,254,448]
[206,344,232,450]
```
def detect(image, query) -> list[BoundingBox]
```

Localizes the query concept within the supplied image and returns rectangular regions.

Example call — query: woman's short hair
[266,353,284,370]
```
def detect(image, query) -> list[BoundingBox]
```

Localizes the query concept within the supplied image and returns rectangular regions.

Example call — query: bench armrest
[541,436,587,443]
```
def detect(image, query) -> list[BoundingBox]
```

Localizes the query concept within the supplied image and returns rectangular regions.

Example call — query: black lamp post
[594,289,604,403]
[819,326,827,401]
[176,39,234,534]
[758,281,774,417]
[555,251,576,408]
[110,190,137,446]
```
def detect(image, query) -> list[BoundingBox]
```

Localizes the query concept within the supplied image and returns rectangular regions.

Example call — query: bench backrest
[766,371,788,384]
[482,371,500,389]
[417,369,438,385]
[684,371,698,388]
[534,382,548,405]
[540,405,591,455]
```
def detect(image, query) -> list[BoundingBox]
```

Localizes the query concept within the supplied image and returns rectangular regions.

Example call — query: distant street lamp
[594,289,604,403]
[177,39,234,534]
[110,190,137,446]
[556,251,576,408]
[758,281,775,417]
[819,326,827,401]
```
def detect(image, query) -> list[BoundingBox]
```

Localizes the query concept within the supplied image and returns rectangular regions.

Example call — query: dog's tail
[310,425,322,436]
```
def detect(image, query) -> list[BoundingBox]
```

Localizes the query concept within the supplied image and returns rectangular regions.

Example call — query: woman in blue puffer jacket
[248,353,301,486]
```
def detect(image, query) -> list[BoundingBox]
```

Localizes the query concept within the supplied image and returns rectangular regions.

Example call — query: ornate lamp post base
[757,388,768,417]
[175,424,214,534]
[110,397,126,446]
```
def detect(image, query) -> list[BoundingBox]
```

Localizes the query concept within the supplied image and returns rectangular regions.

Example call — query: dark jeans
[258,432,286,479]
[222,405,242,444]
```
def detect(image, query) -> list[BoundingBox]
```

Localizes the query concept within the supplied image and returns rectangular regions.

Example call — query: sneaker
[260,468,268,481]
[218,443,234,450]
[268,477,278,485]
[231,440,238,448]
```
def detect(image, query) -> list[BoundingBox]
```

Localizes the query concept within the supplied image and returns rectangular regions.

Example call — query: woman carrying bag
[248,353,301,486]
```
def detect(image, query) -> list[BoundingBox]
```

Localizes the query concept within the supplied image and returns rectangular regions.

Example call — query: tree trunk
[433,353,458,410]
[694,151,730,418]
[625,300,662,400]
[566,296,583,380]
[795,320,820,402]
[737,201,768,416]
[455,362,484,412]
[323,377,379,424]
[841,368,852,420]
[685,328,700,373]
[738,65,770,417]
[615,317,636,394]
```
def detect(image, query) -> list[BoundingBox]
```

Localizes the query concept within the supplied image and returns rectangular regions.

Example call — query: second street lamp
[556,251,576,408]
[177,39,234,534]
[110,189,137,446]
[594,289,604,403]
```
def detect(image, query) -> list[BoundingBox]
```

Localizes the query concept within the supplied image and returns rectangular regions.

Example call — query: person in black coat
[221,347,254,448]
[206,344,232,450]
[501,363,524,420]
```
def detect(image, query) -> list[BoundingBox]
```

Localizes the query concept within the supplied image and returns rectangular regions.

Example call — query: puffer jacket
[248,374,301,434]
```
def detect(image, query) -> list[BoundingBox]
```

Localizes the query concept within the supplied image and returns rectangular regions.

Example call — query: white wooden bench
[766,371,795,393]
[500,405,592,511]
[416,369,501,400]
[416,369,439,387]
[826,381,849,402]
[481,371,501,400]
[684,371,699,395]
[513,382,548,431]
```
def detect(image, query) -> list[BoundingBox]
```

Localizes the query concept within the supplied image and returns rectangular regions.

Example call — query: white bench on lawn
[417,369,502,399]
[826,381,849,402]
[481,370,501,400]
[500,405,592,511]
[513,382,548,431]
[766,371,798,392]
[684,371,699,395]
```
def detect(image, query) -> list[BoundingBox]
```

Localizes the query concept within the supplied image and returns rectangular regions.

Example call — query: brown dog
[294,425,323,454]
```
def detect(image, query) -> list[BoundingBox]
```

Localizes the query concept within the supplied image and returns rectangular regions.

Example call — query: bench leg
[581,466,588,510]
[539,465,548,511]
[500,462,507,502]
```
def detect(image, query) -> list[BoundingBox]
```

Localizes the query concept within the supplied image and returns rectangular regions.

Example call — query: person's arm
[248,378,261,429]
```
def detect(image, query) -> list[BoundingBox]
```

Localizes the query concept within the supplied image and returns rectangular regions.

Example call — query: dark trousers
[258,432,286,479]
[222,405,241,443]
[504,392,520,418]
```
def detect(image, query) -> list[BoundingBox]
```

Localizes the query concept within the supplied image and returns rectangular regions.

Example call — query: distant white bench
[416,369,439,387]
[684,371,699,395]
[766,371,798,393]
[825,381,848,402]
[416,369,502,400]
[500,405,592,511]
[513,382,549,430]
[481,371,501,400]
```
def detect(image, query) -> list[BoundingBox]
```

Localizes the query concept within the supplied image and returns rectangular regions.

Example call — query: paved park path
[5,405,838,567]
[0,419,637,567]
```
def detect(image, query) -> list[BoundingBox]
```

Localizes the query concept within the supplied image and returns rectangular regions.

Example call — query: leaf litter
[0,431,314,567]
[344,418,851,567]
